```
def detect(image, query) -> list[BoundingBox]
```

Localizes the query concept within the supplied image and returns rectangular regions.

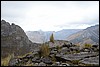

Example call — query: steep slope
[54,29,82,40]
[1,20,37,58]
[66,25,99,45]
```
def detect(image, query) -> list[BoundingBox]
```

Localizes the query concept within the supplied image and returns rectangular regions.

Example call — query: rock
[41,57,53,64]
[25,54,34,59]
[49,54,55,58]
[32,51,38,55]
[52,62,61,66]
[55,62,60,65]
[60,47,70,54]
[38,62,46,66]
[80,48,93,52]
[55,52,99,64]
[22,58,29,62]
[45,40,72,48]
[60,63,70,66]
[92,45,99,48]
[84,49,90,52]
[32,57,41,63]
[1,20,11,36]
[50,50,57,54]
[97,46,99,51]
[33,47,40,52]
[9,58,18,66]
[55,54,67,62]
[34,63,39,66]
[79,56,99,66]
[62,42,72,48]
[17,58,22,62]
[1,20,37,58]
[69,47,80,51]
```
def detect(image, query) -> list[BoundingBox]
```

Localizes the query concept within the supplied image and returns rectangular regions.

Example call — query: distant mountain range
[66,25,99,45]
[25,29,82,43]
[26,25,99,45]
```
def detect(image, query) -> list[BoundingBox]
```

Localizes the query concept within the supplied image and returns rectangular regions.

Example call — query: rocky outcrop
[1,20,38,58]
[45,40,73,48]
[8,40,99,66]
[79,56,99,66]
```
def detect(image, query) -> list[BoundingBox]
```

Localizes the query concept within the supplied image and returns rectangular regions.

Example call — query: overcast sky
[1,1,99,31]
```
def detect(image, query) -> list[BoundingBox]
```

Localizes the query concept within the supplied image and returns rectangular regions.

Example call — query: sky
[1,1,99,31]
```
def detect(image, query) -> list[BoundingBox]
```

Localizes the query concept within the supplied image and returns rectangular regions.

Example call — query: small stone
[38,62,46,66]
[41,57,53,64]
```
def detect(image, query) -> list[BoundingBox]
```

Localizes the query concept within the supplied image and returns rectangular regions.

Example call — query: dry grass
[83,43,92,48]
[50,33,54,43]
[17,52,33,58]
[1,53,14,66]
[39,44,50,57]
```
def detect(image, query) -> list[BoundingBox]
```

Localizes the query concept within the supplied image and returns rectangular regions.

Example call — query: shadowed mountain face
[26,29,82,43]
[66,25,99,45]
[1,20,37,58]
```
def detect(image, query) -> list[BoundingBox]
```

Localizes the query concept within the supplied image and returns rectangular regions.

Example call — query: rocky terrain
[1,20,40,58]
[66,25,99,45]
[8,40,99,66]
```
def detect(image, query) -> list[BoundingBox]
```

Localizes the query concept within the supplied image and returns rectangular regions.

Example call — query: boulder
[41,57,53,64]
[79,56,99,66]
[92,45,99,48]
[32,57,41,63]
[60,47,70,54]
[34,63,39,66]
[69,47,80,51]
[55,52,99,64]
[38,62,46,66]
[62,42,72,48]
[25,54,34,59]
[52,62,60,66]
[50,50,57,54]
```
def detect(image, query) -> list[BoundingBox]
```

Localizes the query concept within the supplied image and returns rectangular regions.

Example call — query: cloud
[1,1,99,31]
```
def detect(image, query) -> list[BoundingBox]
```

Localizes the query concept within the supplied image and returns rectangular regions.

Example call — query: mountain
[25,29,82,43]
[1,20,38,58]
[54,29,82,40]
[25,31,45,43]
[66,25,99,45]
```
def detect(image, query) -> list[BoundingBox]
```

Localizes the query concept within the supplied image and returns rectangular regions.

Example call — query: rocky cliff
[1,20,38,58]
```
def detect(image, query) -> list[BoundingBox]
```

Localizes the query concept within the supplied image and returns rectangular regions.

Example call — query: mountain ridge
[1,20,38,58]
[66,24,99,45]
[25,29,82,43]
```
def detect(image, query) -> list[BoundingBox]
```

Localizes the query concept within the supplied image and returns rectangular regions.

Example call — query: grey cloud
[1,1,99,31]
[55,19,99,28]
